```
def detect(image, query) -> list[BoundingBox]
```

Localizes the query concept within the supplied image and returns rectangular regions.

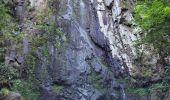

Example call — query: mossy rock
[0,88,10,97]
[88,72,104,91]
[52,85,64,93]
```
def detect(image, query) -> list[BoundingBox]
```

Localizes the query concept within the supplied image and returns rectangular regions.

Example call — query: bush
[134,0,170,57]
[11,79,40,100]
[0,63,19,81]
[0,88,10,96]
[89,72,104,90]
[52,85,64,93]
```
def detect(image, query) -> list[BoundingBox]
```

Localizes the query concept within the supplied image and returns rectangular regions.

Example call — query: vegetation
[1,0,62,99]
[0,0,11,32]
[126,0,170,96]
[11,79,40,100]
[0,88,10,96]
[89,72,104,90]
[117,77,169,96]
[52,85,64,93]
[0,59,40,100]
[0,1,40,100]
[134,0,170,58]
[127,82,169,96]
[2,0,170,99]
[134,0,170,72]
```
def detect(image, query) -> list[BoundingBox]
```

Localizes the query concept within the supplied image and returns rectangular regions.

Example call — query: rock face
[4,0,138,100]
[36,0,123,99]
[95,0,136,76]
[32,0,137,100]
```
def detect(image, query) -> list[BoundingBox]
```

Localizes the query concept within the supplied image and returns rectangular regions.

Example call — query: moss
[126,83,169,96]
[127,87,149,96]
[32,35,47,47]
[149,83,168,93]
[11,79,40,100]
[42,46,49,57]
[117,77,129,84]
[52,85,64,93]
[89,72,104,91]
[121,77,170,97]
[25,53,36,72]
[54,42,59,48]
[0,63,19,81]
[0,88,10,96]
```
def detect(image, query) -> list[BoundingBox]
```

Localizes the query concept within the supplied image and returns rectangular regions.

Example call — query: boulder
[3,92,23,100]
[104,0,113,7]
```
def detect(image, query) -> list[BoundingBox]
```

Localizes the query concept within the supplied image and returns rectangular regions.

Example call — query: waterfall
[121,85,128,100]
[62,0,73,20]
[80,0,85,26]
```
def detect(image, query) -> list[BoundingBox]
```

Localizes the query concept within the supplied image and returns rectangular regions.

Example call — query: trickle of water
[121,85,128,100]
[80,0,85,26]
[63,0,73,20]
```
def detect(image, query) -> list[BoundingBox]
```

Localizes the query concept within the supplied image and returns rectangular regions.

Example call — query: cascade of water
[15,0,25,23]
[80,0,85,26]
[121,85,128,100]
[62,0,73,20]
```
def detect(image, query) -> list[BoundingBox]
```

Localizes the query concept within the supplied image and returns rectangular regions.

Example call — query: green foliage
[11,79,40,100]
[0,60,40,100]
[122,77,169,96]
[0,1,11,32]
[89,72,104,90]
[0,0,25,48]
[149,83,168,93]
[126,83,168,96]
[117,77,129,84]
[134,0,170,56]
[0,63,19,81]
[52,85,64,93]
[0,88,10,96]
[127,87,148,96]
[134,1,170,94]
[135,0,168,29]
[0,1,62,100]
[117,77,169,96]
[42,46,49,57]
[32,22,62,48]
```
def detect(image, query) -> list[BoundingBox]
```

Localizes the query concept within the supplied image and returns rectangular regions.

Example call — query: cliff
[0,0,170,100]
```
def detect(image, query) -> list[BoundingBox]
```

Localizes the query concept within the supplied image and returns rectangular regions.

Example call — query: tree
[134,0,170,58]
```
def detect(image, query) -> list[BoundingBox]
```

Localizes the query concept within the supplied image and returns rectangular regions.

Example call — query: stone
[104,0,113,7]
[4,0,158,100]
[3,92,23,100]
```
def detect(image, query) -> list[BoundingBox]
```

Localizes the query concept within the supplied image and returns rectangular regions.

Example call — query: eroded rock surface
[31,0,135,99]
[5,0,163,100]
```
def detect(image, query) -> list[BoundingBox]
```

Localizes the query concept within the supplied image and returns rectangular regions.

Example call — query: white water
[62,0,73,20]
[80,0,86,26]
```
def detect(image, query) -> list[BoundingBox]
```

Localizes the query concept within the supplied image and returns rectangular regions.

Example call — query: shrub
[52,85,64,93]
[11,79,40,100]
[89,72,104,90]
[134,0,170,57]
[0,88,10,96]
